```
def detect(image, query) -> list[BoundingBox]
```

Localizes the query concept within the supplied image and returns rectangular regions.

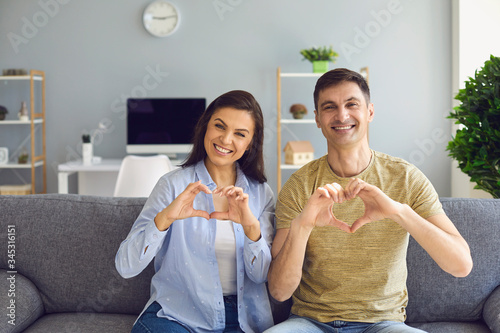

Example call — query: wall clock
[143,1,180,37]
[0,147,8,165]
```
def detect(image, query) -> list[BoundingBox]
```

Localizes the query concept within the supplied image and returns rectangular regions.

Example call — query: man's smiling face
[314,81,374,150]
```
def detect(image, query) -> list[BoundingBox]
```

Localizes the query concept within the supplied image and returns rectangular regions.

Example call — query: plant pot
[292,111,306,119]
[312,61,329,73]
[0,114,5,121]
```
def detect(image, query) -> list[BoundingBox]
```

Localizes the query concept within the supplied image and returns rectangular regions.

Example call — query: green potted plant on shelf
[447,54,500,198]
[0,105,8,121]
[300,45,339,73]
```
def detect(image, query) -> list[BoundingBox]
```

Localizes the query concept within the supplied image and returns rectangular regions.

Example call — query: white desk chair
[113,155,173,197]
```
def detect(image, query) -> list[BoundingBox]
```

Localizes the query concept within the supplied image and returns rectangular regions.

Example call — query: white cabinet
[0,70,46,194]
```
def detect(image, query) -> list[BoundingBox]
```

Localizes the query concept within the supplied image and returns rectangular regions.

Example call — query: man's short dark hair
[313,68,370,110]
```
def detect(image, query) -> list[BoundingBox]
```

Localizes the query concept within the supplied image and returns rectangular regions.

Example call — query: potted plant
[290,103,308,119]
[0,105,8,121]
[18,147,29,164]
[447,55,500,198]
[300,45,339,73]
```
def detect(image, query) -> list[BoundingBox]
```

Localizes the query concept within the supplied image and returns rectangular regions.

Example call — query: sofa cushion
[406,198,500,323]
[0,269,44,333]
[22,313,136,333]
[408,321,492,333]
[0,194,154,315]
[483,285,500,332]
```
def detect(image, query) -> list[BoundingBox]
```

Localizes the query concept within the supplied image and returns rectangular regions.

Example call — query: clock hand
[152,15,177,20]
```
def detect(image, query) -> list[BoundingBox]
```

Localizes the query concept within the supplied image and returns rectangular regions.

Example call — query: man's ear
[314,109,320,128]
[367,103,374,123]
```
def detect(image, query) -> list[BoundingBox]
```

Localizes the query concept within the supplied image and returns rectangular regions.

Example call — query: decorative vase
[18,101,29,121]
[82,143,93,165]
[312,61,329,73]
[0,105,7,120]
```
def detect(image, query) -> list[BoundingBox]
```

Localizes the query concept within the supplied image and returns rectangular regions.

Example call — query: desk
[58,158,182,196]
[58,159,122,196]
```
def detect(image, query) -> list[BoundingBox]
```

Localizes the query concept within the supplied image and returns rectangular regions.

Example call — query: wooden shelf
[0,119,43,125]
[280,119,316,124]
[277,67,322,191]
[280,164,305,170]
[0,70,46,194]
[0,75,43,81]
[0,161,44,169]
[280,73,322,78]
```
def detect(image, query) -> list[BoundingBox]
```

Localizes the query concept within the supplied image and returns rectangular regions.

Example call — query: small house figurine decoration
[284,141,314,165]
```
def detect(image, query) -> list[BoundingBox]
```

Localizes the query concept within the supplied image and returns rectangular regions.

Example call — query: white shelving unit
[276,66,369,192]
[0,70,46,194]
[276,67,321,192]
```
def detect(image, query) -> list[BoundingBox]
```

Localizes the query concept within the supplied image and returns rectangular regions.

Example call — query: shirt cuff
[144,219,168,244]
[244,235,268,265]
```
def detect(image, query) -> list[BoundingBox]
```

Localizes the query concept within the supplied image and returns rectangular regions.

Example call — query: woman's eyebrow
[214,118,250,133]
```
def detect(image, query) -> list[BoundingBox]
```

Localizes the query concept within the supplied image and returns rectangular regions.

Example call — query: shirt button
[153,234,158,239]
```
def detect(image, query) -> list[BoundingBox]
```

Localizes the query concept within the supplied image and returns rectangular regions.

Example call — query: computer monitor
[126,98,206,158]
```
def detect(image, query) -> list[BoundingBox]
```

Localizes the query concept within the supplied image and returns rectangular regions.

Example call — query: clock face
[143,1,180,37]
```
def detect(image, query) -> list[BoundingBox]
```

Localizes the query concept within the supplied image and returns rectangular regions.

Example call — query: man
[266,68,472,332]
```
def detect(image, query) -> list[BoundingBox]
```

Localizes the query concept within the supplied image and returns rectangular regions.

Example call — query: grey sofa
[0,194,499,333]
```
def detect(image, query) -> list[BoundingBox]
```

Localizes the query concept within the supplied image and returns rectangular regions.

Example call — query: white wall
[451,0,500,198]
[0,0,454,196]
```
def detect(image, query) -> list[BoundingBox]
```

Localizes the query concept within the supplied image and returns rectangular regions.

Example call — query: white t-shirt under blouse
[215,219,237,296]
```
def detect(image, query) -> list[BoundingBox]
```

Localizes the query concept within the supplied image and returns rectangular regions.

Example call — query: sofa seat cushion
[23,313,136,333]
[483,285,500,332]
[407,321,492,333]
[0,270,44,333]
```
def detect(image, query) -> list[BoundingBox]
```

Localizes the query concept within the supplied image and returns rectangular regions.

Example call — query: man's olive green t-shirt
[275,150,444,323]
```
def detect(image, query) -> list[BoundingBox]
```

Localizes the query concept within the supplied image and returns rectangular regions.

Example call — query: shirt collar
[194,159,250,192]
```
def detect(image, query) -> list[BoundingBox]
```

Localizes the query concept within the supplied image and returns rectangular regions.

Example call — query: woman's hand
[211,186,261,241]
[154,181,212,231]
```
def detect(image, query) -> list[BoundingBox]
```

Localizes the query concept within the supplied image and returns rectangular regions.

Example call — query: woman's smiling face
[203,107,255,169]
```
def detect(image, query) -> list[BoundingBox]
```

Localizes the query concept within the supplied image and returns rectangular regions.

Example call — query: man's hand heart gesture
[298,178,404,233]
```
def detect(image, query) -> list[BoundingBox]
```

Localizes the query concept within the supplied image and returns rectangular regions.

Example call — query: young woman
[115,90,275,333]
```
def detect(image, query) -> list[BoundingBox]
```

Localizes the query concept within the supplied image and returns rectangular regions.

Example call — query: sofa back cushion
[406,197,500,323]
[0,194,154,315]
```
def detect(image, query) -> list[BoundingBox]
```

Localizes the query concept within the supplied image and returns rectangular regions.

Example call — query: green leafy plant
[300,46,339,63]
[447,55,500,198]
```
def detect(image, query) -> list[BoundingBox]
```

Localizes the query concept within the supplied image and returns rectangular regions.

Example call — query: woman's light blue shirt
[115,160,275,333]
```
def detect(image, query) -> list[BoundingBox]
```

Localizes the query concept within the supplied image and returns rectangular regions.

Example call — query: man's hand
[297,183,352,233]
[344,178,404,233]
[297,179,405,234]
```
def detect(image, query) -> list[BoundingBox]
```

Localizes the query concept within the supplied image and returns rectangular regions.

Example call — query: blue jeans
[264,315,427,333]
[132,296,242,333]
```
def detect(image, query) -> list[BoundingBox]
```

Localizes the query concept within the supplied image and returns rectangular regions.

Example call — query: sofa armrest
[483,285,500,333]
[0,269,44,333]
